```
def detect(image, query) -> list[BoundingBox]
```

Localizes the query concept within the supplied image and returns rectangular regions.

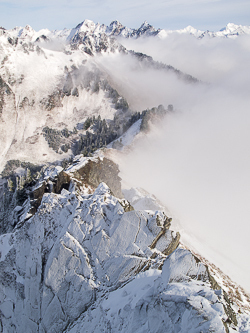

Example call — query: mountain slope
[0,20,200,172]
[0,156,249,332]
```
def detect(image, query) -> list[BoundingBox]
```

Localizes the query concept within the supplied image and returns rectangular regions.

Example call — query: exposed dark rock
[52,170,71,194]
[118,199,134,212]
[40,90,63,111]
[150,228,167,250]
[71,87,79,97]
[7,37,18,46]
[73,157,123,198]
[223,290,238,328]
[19,97,30,109]
[0,76,14,115]
[35,35,49,43]
[162,232,180,255]
[62,73,73,96]
[30,170,71,216]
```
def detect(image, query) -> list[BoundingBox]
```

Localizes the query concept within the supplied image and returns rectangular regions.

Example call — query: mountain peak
[220,22,238,31]
[106,20,131,37]
[139,20,151,29]
[108,20,124,31]
[17,24,36,39]
[24,24,33,30]
[132,21,159,38]
[75,19,96,33]
[109,20,123,26]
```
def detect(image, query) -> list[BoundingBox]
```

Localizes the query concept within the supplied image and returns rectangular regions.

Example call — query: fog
[95,52,205,111]
[120,33,250,86]
[97,34,250,292]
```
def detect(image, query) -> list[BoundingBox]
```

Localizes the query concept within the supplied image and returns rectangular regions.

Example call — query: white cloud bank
[100,34,250,292]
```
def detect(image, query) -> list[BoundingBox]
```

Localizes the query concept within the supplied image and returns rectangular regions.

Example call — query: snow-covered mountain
[5,20,250,42]
[0,19,200,172]
[2,19,160,45]
[157,22,250,39]
[0,19,250,332]
[3,18,247,172]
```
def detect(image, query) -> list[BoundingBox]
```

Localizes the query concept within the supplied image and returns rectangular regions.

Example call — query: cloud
[120,33,250,86]
[100,34,250,292]
[95,51,203,112]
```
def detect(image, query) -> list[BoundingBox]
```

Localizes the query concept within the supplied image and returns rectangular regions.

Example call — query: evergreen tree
[26,168,32,183]
[7,178,14,192]
[19,175,25,190]
[16,176,20,191]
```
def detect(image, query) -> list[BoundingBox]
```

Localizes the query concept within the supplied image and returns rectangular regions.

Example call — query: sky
[0,0,249,32]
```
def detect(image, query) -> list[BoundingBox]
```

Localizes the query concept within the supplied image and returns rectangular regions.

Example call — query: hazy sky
[0,0,249,31]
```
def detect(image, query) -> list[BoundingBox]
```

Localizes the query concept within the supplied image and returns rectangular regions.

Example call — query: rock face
[0,166,72,234]
[65,249,229,333]
[70,156,123,198]
[0,180,179,333]
[0,157,248,332]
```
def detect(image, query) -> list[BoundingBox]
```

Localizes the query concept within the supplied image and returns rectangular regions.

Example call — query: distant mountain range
[2,20,250,42]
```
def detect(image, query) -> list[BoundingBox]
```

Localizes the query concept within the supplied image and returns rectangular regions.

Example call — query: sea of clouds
[97,32,250,292]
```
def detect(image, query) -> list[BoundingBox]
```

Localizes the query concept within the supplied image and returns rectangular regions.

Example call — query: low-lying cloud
[99,33,250,292]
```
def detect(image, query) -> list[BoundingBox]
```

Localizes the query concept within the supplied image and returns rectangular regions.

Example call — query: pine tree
[16,176,20,191]
[82,147,88,157]
[19,175,25,190]
[38,171,43,179]
[26,168,32,183]
[7,178,14,192]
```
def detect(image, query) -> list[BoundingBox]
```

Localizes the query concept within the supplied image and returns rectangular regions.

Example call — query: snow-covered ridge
[5,20,160,43]
[4,20,250,44]
[158,22,250,39]
[0,156,249,332]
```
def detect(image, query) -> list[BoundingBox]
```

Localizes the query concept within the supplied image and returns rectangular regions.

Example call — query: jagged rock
[30,166,71,214]
[70,157,123,198]
[0,155,248,332]
[0,180,180,332]
[63,248,239,333]
[71,30,125,55]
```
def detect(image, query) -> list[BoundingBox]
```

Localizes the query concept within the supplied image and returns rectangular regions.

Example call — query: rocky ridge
[0,155,249,332]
